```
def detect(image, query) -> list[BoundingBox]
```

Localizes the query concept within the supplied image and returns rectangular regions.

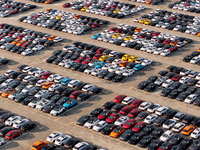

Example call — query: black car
[158,70,168,77]
[90,108,103,117]
[137,81,149,90]
[64,139,81,149]
[61,89,75,97]
[141,125,155,136]
[8,81,21,89]
[0,113,14,122]
[51,50,62,56]
[170,82,181,90]
[0,76,9,84]
[178,138,192,149]
[28,87,41,96]
[167,65,176,72]
[177,84,189,92]
[20,122,37,132]
[88,87,102,95]
[41,144,56,150]
[147,140,163,150]
[0,111,8,116]
[74,82,87,91]
[171,145,181,150]
[101,124,117,135]
[98,70,109,79]
[29,78,40,85]
[168,89,180,99]
[82,145,98,150]
[165,72,176,79]
[78,64,89,72]
[21,96,37,105]
[112,74,125,82]
[169,134,183,145]
[136,112,149,120]
[42,103,57,113]
[150,127,164,139]
[16,74,28,81]
[185,86,197,94]
[41,92,56,100]
[144,83,157,92]
[186,79,198,86]
[176,92,189,101]
[56,97,69,105]
[193,97,200,106]
[182,115,195,124]
[119,129,134,141]
[153,117,167,127]
[104,72,117,80]
[55,87,67,94]
[0,123,5,130]
[189,139,200,150]
[76,115,91,126]
[9,72,21,79]
[164,109,178,119]
[102,101,115,109]
[183,55,193,62]
[126,62,136,69]
[111,104,124,113]
[48,94,62,103]
[46,56,57,63]
[15,83,29,91]
[192,117,200,127]
[160,88,172,97]
[52,57,63,65]
[77,93,91,101]
[71,63,82,71]
[138,135,152,148]
[128,133,143,145]
[17,64,28,71]
[0,127,15,136]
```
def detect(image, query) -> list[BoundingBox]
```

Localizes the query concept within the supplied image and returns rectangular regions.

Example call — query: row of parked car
[92,24,193,56]
[31,132,106,150]
[128,0,165,5]
[0,57,10,66]
[0,65,103,116]
[29,0,60,4]
[0,0,36,17]
[46,42,153,82]
[64,0,145,19]
[0,24,63,56]
[168,0,200,14]
[183,50,200,66]
[20,8,109,35]
[76,95,200,149]
[0,108,37,147]
[137,65,200,107]
[135,9,200,37]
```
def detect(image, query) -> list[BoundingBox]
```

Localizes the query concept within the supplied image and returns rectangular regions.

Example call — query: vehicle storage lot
[0,0,200,149]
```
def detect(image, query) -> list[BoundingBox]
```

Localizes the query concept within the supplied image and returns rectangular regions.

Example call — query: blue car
[50,9,57,14]
[63,99,77,109]
[60,78,73,85]
[133,64,144,71]
[92,33,101,40]
[95,61,106,68]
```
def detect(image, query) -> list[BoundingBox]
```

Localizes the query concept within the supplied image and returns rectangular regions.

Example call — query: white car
[50,105,66,116]
[35,99,51,110]
[139,102,152,110]
[46,132,63,143]
[144,114,158,124]
[180,69,191,76]
[22,85,34,93]
[53,37,64,42]
[155,106,169,116]
[122,69,134,77]
[160,130,174,142]
[1,79,14,86]
[22,76,35,83]
[5,116,22,126]
[84,117,99,129]
[32,45,44,51]
[196,81,200,88]
[35,80,47,87]
[162,119,177,129]
[67,80,81,88]
[13,119,29,128]
[160,50,171,56]
[162,79,174,88]
[184,94,197,104]
[92,121,108,132]
[147,104,161,113]
[34,90,49,98]
[190,128,200,139]
[82,84,95,92]
[21,49,34,56]
[0,138,4,146]
[91,68,103,76]
[179,76,190,84]
[190,56,200,64]
[154,76,166,85]
[141,59,153,66]
[47,74,60,82]
[54,135,72,146]
[114,116,129,126]
[73,142,89,150]
[121,97,135,105]
[34,70,48,77]
[4,70,17,76]
[48,84,62,92]
[195,73,200,80]
[172,122,186,132]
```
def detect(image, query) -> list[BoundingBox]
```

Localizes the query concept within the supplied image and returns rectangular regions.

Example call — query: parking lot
[0,0,200,149]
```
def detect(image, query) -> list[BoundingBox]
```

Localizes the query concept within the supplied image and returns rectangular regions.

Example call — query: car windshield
[113,128,120,133]
[135,124,140,128]
[193,141,200,146]
[140,138,148,143]
[88,119,96,124]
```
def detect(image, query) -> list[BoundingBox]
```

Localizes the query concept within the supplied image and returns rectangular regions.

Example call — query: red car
[93,54,102,59]
[138,33,147,38]
[62,3,71,7]
[103,7,110,11]
[168,46,178,52]
[0,35,6,40]
[96,48,106,54]
[115,28,123,33]
[105,113,120,123]
[9,10,18,14]
[152,32,160,36]
[82,58,93,64]
[91,23,101,28]
[119,106,132,115]
[128,109,141,118]
[75,56,86,63]
[169,16,177,21]
[130,99,143,107]
[109,27,118,31]
[111,4,117,8]
[17,34,25,39]
[21,41,31,48]
[113,95,127,103]
[5,130,22,140]
[41,72,53,79]
[163,39,171,44]
[172,74,182,81]
[158,142,172,150]
[8,31,15,36]
[132,122,146,132]
[98,110,112,120]
[70,91,82,99]
[123,119,137,129]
